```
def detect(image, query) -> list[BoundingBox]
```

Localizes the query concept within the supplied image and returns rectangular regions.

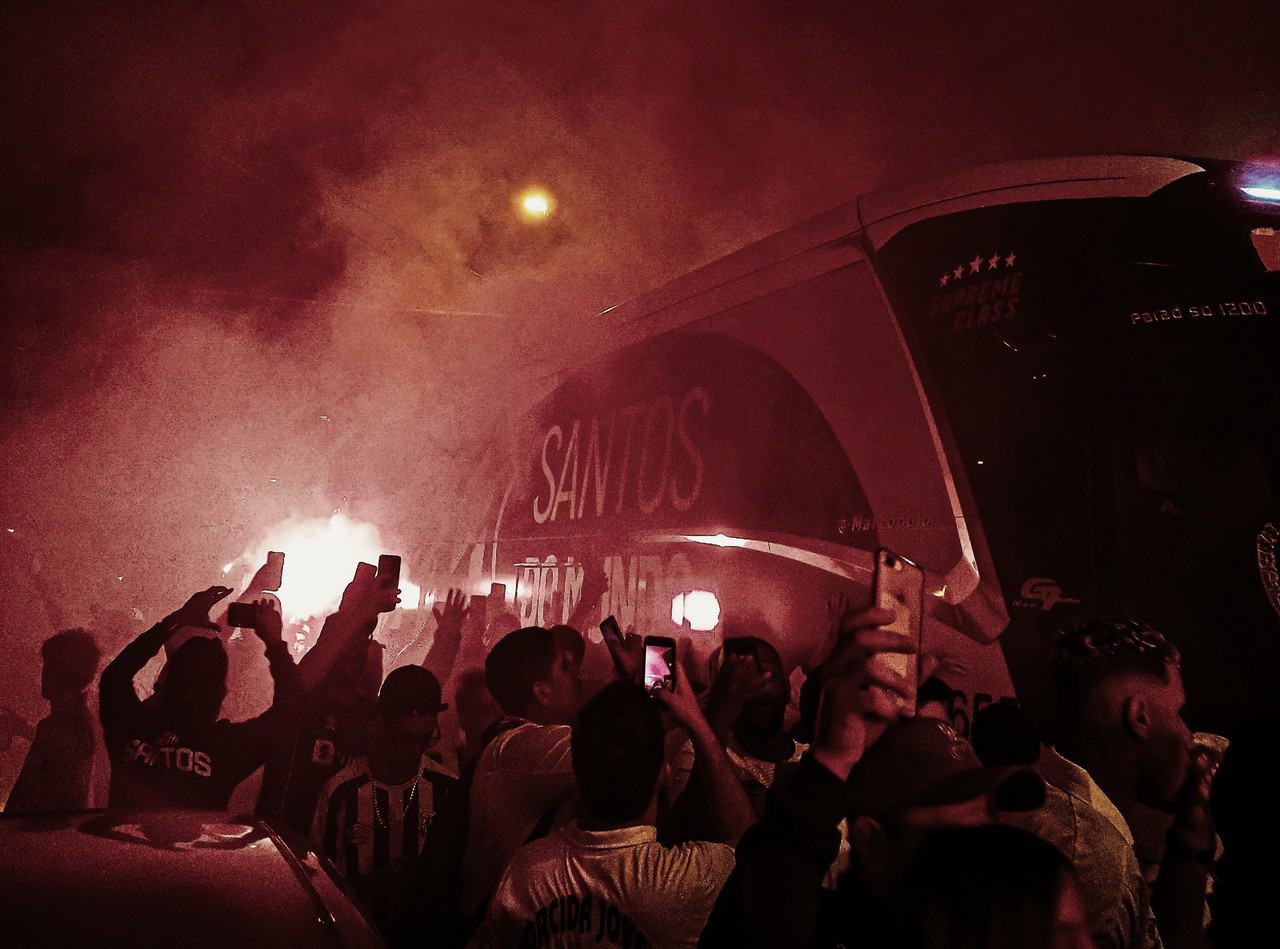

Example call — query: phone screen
[642,637,677,692]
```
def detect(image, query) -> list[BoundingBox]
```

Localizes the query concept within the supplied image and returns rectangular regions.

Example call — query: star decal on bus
[939,250,1019,286]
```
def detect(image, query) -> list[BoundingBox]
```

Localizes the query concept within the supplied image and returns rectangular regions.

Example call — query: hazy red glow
[233,514,422,622]
[1,0,1278,746]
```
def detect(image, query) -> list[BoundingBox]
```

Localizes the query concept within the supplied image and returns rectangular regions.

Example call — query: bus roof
[858,154,1206,246]
[603,155,1208,339]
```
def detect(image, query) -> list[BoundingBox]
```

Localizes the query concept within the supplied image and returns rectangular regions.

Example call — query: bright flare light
[236,514,419,622]
[671,590,721,632]
[518,189,553,220]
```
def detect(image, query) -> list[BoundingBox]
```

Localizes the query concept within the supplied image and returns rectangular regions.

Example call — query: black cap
[377,665,448,718]
[847,717,1044,819]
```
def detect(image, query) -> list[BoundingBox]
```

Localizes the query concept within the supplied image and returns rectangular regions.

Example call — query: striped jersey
[313,755,461,878]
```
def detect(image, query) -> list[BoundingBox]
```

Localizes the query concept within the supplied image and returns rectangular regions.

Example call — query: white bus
[417,155,1280,738]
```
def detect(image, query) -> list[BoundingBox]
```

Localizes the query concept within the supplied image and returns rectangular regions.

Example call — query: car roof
[0,811,384,949]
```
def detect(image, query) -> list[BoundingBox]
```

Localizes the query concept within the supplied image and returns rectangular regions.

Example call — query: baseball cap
[848,716,1044,819]
[377,665,448,718]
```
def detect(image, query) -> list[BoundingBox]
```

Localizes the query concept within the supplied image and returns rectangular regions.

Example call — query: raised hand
[432,588,471,636]
[704,648,776,736]
[165,586,233,632]
[1167,744,1217,858]
[652,638,708,733]
[810,606,914,779]
[604,623,644,684]
[249,597,284,647]
[341,566,400,617]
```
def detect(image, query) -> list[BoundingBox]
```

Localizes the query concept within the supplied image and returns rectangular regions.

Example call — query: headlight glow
[1241,186,1280,201]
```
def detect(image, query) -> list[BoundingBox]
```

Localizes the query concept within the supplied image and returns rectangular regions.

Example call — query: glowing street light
[517,189,553,220]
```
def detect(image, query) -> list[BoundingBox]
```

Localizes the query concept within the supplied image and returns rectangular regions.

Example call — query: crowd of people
[2,561,1271,949]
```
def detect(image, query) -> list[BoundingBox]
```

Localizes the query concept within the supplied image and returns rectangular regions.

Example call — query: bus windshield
[876,163,1280,733]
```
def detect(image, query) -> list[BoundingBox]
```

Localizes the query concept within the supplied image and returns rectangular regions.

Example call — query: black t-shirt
[99,622,296,811]
[255,685,375,834]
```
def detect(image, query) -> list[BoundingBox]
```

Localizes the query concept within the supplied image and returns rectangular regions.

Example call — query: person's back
[479,822,733,949]
[1002,758,1153,949]
[473,677,751,949]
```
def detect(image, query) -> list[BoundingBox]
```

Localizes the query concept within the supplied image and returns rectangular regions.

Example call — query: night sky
[2,1,1279,728]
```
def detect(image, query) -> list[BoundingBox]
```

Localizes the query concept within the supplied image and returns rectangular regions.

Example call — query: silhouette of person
[7,628,101,813]
[100,587,296,810]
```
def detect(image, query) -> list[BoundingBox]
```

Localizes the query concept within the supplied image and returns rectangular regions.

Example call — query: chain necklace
[371,774,420,830]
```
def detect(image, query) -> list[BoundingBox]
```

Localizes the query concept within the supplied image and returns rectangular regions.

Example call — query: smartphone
[873,548,924,707]
[263,551,285,591]
[376,555,401,589]
[353,562,377,584]
[599,615,623,645]
[227,602,257,629]
[642,635,677,692]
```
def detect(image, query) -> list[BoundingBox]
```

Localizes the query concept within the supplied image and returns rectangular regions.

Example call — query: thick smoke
[2,0,1279,728]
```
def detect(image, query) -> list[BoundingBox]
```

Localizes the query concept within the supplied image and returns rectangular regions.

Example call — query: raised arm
[100,586,231,715]
[296,571,398,692]
[564,568,608,638]
[698,607,911,949]
[1152,748,1216,949]
[656,639,756,847]
[249,597,299,702]
[423,588,469,684]
[701,650,776,746]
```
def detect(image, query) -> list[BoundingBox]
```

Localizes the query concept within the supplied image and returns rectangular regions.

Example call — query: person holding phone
[699,607,1045,949]
[700,634,802,818]
[256,563,407,835]
[472,648,755,949]
[99,587,298,811]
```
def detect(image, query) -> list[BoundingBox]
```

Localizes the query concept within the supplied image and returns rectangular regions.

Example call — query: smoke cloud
[2,0,1278,726]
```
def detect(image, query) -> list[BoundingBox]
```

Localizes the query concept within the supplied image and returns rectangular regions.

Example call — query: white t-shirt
[471,822,736,949]
[462,719,578,914]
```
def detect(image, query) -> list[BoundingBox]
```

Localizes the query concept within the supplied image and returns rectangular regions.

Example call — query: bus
[417,155,1280,739]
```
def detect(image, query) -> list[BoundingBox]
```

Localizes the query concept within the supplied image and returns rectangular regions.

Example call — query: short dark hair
[42,628,100,692]
[571,681,665,823]
[1051,617,1180,723]
[898,824,1074,949]
[548,625,586,664]
[485,626,557,716]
